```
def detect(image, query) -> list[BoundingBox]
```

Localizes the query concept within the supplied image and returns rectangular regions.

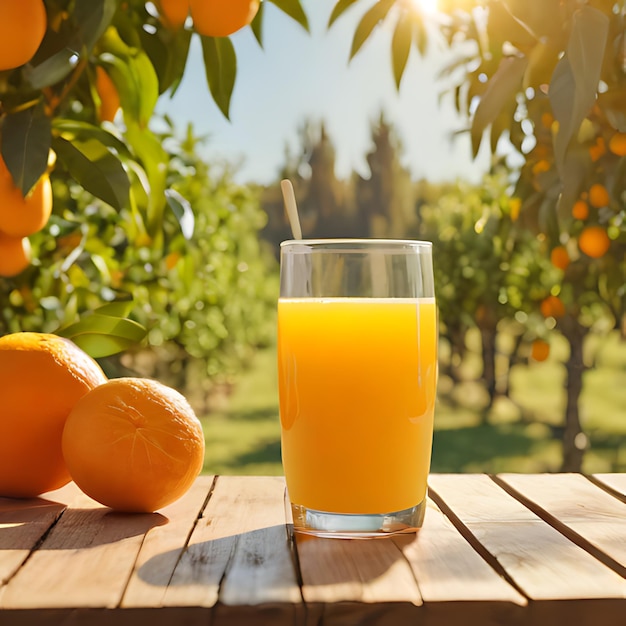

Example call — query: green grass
[199,330,626,476]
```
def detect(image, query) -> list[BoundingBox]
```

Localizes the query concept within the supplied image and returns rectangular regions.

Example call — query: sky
[157,0,493,186]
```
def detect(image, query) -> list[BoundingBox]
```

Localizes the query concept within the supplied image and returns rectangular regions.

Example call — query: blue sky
[157,0,493,185]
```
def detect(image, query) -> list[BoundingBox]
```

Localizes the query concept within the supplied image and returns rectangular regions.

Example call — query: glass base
[290,498,426,539]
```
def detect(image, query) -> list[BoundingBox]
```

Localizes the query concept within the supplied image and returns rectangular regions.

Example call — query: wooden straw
[280,179,302,240]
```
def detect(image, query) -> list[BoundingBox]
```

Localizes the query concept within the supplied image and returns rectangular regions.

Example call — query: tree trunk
[479,324,497,410]
[559,315,589,472]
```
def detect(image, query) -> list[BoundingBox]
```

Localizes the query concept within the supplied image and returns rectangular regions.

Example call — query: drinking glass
[277,239,437,538]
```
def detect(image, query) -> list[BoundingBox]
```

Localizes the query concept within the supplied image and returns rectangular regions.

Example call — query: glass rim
[280,238,432,249]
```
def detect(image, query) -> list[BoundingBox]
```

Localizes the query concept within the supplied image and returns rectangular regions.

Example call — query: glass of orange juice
[278,239,437,538]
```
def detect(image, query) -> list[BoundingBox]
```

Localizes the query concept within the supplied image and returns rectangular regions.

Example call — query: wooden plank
[496,473,626,575]
[0,484,79,586]
[428,474,626,601]
[396,497,526,604]
[162,475,301,621]
[593,473,626,499]
[0,489,162,609]
[121,476,214,608]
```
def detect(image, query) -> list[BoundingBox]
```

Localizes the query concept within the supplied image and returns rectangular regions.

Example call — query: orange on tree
[540,294,566,319]
[571,199,589,221]
[62,377,205,512]
[0,0,46,71]
[550,245,570,271]
[95,66,120,124]
[189,0,260,37]
[0,333,107,498]
[158,0,189,29]
[0,231,31,277]
[530,339,550,362]
[0,155,53,237]
[608,132,626,157]
[578,225,610,259]
[588,183,610,209]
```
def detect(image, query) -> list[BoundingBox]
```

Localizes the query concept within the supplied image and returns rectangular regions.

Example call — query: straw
[280,179,302,240]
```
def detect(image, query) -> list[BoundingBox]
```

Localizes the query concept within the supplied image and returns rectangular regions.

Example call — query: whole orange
[588,183,610,209]
[578,226,610,259]
[550,245,570,271]
[62,377,205,512]
[0,231,31,277]
[540,295,565,319]
[0,0,47,71]
[530,339,550,362]
[571,200,589,221]
[0,154,53,237]
[0,333,107,498]
[190,0,260,37]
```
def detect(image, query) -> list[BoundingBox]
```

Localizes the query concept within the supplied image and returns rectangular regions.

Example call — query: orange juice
[278,297,437,514]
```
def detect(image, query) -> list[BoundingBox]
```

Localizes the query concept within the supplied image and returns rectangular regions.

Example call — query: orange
[95,66,120,123]
[0,231,31,277]
[540,295,565,319]
[0,155,53,237]
[608,132,626,157]
[0,333,107,498]
[0,0,46,71]
[578,226,610,259]
[62,377,205,512]
[550,245,570,271]
[571,200,589,221]
[158,0,189,29]
[589,137,606,162]
[189,0,260,37]
[588,183,610,209]
[530,339,550,362]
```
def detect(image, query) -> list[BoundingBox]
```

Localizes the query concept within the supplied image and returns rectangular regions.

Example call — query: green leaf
[93,299,134,318]
[0,103,51,196]
[391,15,412,90]
[140,27,193,96]
[52,136,130,210]
[52,119,131,158]
[27,0,117,89]
[57,314,147,358]
[165,189,195,239]
[268,0,310,32]
[201,36,237,120]
[101,50,160,129]
[328,0,361,28]
[549,6,609,172]
[350,0,395,61]
[470,55,528,158]
[251,1,265,46]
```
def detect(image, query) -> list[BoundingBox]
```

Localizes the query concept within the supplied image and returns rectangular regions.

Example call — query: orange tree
[0,1,307,376]
[332,0,625,470]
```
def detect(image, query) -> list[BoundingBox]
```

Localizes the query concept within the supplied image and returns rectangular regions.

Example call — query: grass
[199,330,626,476]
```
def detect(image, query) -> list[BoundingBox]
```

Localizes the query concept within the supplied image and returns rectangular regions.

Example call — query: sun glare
[407,0,440,15]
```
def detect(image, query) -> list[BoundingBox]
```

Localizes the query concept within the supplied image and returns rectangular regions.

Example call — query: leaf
[101,50,160,129]
[549,6,609,172]
[250,1,265,47]
[471,55,528,157]
[391,15,412,90]
[52,119,131,157]
[413,13,428,57]
[165,189,195,239]
[27,0,117,89]
[57,314,147,358]
[350,0,395,60]
[328,0,361,28]
[52,136,130,210]
[140,27,192,96]
[268,0,310,32]
[1,103,52,196]
[94,299,134,318]
[201,36,237,120]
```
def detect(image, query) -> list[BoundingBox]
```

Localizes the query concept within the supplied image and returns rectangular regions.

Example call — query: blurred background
[1,0,624,477]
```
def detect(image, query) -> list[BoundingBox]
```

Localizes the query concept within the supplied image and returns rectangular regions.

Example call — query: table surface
[2,473,626,625]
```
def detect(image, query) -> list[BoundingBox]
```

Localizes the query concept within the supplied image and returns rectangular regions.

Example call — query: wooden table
[2,473,626,625]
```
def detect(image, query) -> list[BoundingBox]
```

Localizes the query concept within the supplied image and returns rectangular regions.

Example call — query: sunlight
[406,0,440,15]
